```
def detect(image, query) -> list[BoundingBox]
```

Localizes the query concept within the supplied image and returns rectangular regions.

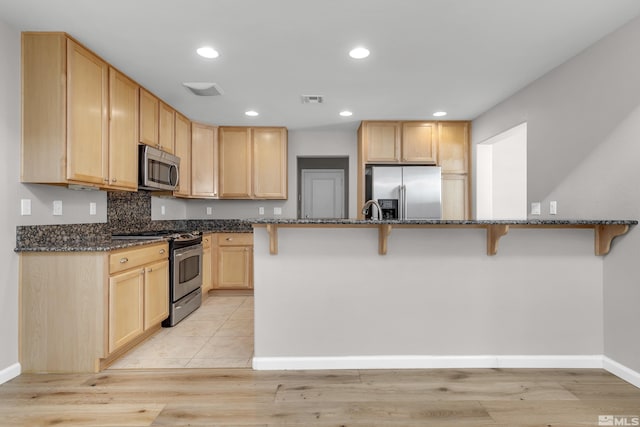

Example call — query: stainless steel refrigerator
[366,166,442,219]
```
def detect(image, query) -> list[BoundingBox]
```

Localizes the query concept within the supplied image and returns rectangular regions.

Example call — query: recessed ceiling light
[245,110,259,117]
[196,46,219,59]
[349,47,370,59]
[433,111,447,117]
[339,110,353,117]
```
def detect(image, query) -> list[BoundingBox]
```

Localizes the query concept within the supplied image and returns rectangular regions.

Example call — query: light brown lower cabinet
[20,242,169,373]
[442,174,469,220]
[201,233,213,294]
[212,233,253,290]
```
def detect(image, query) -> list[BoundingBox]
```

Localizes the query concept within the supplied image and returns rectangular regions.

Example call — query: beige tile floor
[109,295,254,369]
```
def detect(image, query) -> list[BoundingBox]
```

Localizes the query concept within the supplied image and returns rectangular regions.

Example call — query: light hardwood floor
[0,368,639,426]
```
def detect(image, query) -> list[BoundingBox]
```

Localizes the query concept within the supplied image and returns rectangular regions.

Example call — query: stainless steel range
[112,230,203,327]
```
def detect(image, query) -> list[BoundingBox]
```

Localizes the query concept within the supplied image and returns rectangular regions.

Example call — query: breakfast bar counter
[250,218,636,371]
[252,219,636,256]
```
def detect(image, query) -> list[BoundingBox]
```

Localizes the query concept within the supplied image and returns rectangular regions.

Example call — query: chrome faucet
[362,199,382,220]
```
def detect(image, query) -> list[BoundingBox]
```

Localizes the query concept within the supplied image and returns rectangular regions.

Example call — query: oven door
[172,243,203,301]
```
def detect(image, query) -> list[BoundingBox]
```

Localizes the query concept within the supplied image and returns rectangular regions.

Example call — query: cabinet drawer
[217,233,253,246]
[109,242,169,274]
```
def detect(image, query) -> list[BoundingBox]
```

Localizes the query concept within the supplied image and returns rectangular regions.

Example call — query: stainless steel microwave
[138,145,180,191]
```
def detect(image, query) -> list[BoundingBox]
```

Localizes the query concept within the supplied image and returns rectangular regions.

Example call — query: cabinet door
[139,88,159,148]
[108,268,144,353]
[401,122,437,163]
[173,113,192,197]
[158,102,175,154]
[217,246,252,289]
[438,122,469,174]
[201,234,213,293]
[441,174,469,220]
[144,260,169,330]
[66,39,108,185]
[364,122,400,162]
[253,127,287,199]
[191,122,219,197]
[108,68,139,190]
[219,127,252,198]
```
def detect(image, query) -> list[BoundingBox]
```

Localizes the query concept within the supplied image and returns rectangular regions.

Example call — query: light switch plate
[21,199,31,216]
[274,207,282,215]
[550,201,557,215]
[259,207,265,215]
[89,202,97,215]
[161,205,166,215]
[206,206,213,215]
[53,200,63,216]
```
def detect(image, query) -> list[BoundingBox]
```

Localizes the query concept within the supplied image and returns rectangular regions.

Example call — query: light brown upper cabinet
[401,122,437,163]
[173,113,192,197]
[361,121,401,162]
[107,68,139,190]
[191,122,219,198]
[158,101,176,154]
[140,89,175,154]
[219,126,288,199]
[219,127,252,198]
[22,33,138,190]
[438,122,469,174]
[360,121,436,164]
[139,88,159,149]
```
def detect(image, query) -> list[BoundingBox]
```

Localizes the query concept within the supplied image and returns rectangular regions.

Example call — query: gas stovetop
[112,230,201,242]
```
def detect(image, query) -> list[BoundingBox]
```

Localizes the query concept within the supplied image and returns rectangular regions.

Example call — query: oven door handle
[173,244,203,263]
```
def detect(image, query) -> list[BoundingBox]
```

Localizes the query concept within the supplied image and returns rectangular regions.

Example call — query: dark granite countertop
[15,219,254,252]
[251,218,638,226]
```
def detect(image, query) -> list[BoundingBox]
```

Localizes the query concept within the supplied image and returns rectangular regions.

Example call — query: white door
[301,169,344,219]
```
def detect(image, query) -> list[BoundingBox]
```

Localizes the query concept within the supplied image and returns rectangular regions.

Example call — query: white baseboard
[0,363,21,385]
[603,356,640,388]
[252,355,604,371]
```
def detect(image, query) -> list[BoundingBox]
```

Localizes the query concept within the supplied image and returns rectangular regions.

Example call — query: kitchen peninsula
[251,219,636,371]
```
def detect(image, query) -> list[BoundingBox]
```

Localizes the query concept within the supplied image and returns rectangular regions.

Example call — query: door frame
[297,157,349,219]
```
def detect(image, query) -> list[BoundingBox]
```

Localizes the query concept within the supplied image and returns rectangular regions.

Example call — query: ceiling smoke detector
[301,95,324,104]
[182,82,224,96]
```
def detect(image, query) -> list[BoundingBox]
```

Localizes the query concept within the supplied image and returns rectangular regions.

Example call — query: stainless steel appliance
[138,145,180,191]
[365,166,442,219]
[112,230,203,326]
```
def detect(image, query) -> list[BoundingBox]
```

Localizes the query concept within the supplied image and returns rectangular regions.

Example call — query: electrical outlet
[89,202,97,215]
[274,207,282,215]
[206,206,213,215]
[161,205,166,216]
[20,199,31,216]
[531,202,541,215]
[550,201,557,215]
[53,200,63,216]
[259,207,265,215]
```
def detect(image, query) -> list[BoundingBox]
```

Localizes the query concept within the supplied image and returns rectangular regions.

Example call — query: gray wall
[254,227,603,361]
[0,18,21,380]
[473,15,640,372]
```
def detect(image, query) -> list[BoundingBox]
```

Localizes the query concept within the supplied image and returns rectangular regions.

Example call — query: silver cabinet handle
[147,268,153,273]
[119,257,128,264]
[159,249,166,254]
[226,237,233,241]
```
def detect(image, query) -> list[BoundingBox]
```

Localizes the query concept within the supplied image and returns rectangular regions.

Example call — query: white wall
[476,123,527,219]
[0,18,22,383]
[473,15,640,374]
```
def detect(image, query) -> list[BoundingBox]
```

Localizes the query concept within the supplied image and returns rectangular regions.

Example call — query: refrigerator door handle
[401,185,407,220]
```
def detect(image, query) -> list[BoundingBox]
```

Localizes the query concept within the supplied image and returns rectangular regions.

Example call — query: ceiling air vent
[301,95,324,104]
[182,82,224,96]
